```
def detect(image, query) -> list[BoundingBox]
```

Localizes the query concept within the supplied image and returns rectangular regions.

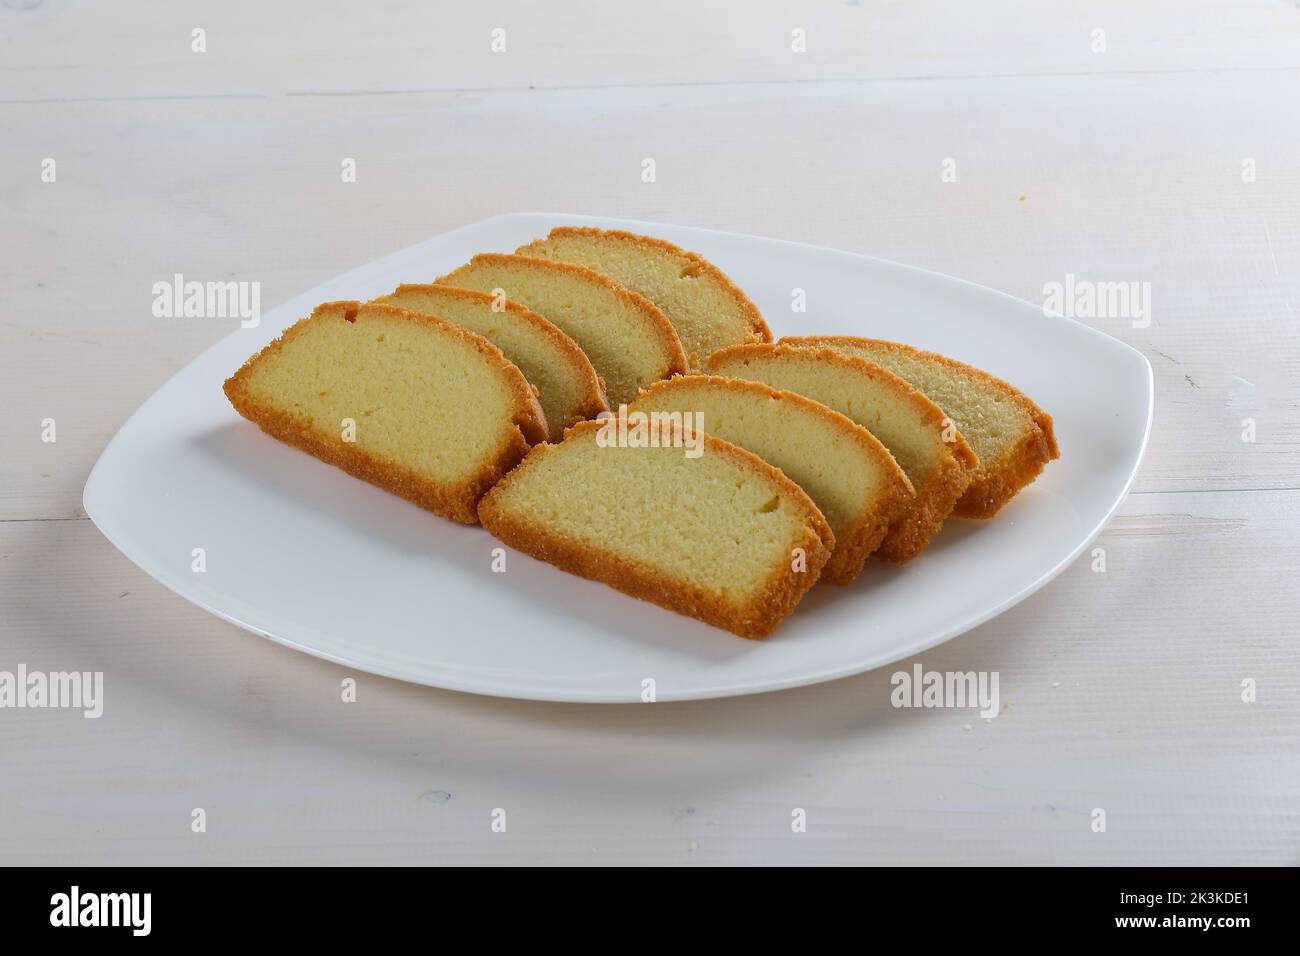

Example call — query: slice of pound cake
[707,343,978,564]
[629,376,914,584]
[478,419,834,639]
[223,301,547,524]
[437,253,687,406]
[782,336,1059,518]
[376,284,608,442]
[515,226,771,369]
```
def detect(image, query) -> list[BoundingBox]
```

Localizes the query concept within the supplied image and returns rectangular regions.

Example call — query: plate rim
[83,212,1155,703]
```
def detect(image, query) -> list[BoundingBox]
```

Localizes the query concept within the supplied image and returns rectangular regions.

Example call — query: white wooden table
[2,1,1298,865]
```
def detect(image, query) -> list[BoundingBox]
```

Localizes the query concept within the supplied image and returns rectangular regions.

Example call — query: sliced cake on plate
[437,253,686,406]
[377,284,607,442]
[782,336,1059,518]
[707,343,978,564]
[478,418,833,638]
[629,375,914,584]
[516,226,771,369]
[224,301,547,523]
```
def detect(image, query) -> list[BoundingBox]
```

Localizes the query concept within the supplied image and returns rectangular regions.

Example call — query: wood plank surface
[1,0,1297,865]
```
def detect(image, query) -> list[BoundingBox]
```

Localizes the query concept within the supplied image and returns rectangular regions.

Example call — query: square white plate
[84,213,1152,702]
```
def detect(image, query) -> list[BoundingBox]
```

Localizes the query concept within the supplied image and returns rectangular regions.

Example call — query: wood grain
[5,0,1299,103]
[1,493,1296,865]
[1,0,1297,865]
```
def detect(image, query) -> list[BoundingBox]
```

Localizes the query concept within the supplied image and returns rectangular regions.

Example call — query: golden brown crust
[378,283,609,438]
[706,342,978,564]
[783,335,1059,519]
[873,451,971,563]
[477,420,832,639]
[223,301,546,525]
[436,252,689,379]
[823,482,912,581]
[631,375,914,585]
[950,427,1055,519]
[527,226,773,346]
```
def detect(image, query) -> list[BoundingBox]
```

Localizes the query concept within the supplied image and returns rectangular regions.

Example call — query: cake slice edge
[223,300,547,524]
[781,335,1059,519]
[478,420,834,639]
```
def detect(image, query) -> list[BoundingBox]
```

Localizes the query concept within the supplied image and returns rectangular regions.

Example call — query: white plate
[84,213,1152,702]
